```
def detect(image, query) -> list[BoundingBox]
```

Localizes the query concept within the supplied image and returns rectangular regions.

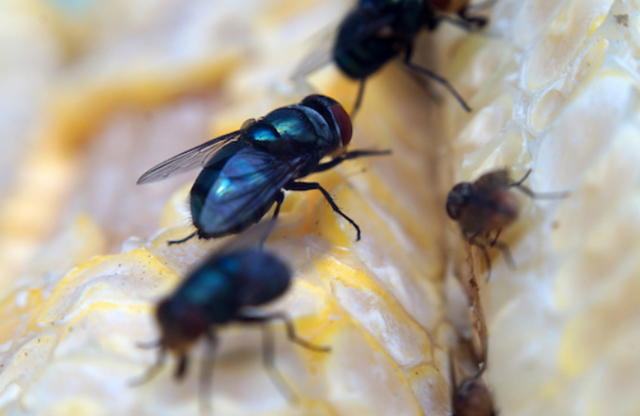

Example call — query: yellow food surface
[0,0,639,415]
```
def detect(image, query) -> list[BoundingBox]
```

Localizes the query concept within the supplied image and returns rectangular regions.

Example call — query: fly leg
[168,231,197,245]
[312,149,391,173]
[285,181,361,240]
[437,15,486,30]
[457,12,488,28]
[253,312,331,353]
[199,330,218,416]
[488,228,502,247]
[466,0,498,13]
[403,43,471,112]
[351,80,366,118]
[237,311,330,403]
[259,191,285,248]
[174,354,189,380]
[469,233,516,281]
[129,342,167,387]
[509,169,532,188]
[437,0,495,31]
[468,234,493,281]
[261,323,297,402]
[492,240,516,269]
[509,169,570,199]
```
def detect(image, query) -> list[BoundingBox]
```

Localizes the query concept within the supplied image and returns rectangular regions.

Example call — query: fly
[294,0,492,116]
[132,247,330,415]
[450,354,496,416]
[446,168,569,279]
[137,94,390,245]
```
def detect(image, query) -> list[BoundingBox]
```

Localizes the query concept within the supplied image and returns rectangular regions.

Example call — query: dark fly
[450,359,496,416]
[137,95,389,245]
[133,248,330,414]
[295,0,490,116]
[446,169,568,279]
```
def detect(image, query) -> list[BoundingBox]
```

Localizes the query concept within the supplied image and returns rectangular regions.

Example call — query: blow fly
[133,248,329,414]
[446,169,568,279]
[137,94,389,245]
[295,0,490,116]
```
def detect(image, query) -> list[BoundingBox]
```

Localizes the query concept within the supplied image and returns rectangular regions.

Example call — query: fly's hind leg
[237,311,330,403]
[199,331,218,416]
[403,43,471,112]
[259,191,285,248]
[285,181,361,240]
[260,324,297,402]
[351,79,366,118]
[509,169,570,199]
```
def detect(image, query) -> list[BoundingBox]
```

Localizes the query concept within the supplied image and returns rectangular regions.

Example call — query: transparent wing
[137,130,244,184]
[210,148,311,219]
[197,147,314,234]
[290,21,341,80]
[290,10,397,80]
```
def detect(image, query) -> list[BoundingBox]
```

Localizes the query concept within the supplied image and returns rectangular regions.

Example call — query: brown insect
[431,0,493,29]
[450,361,496,416]
[446,168,568,279]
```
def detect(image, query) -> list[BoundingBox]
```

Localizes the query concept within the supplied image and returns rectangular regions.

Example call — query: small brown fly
[446,169,568,279]
[450,360,496,416]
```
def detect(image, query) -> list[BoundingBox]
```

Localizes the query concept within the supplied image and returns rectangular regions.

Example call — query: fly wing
[136,130,244,184]
[291,22,340,80]
[291,10,397,80]
[196,147,314,234]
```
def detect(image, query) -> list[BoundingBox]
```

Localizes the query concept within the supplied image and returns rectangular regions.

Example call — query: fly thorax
[291,105,338,154]
[248,107,333,155]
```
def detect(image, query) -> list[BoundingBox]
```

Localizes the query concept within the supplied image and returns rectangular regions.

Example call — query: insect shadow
[137,94,390,246]
[293,0,495,117]
[446,168,569,280]
[131,247,330,415]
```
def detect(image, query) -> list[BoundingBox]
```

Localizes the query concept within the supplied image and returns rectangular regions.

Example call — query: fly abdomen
[225,250,291,306]
[190,149,281,238]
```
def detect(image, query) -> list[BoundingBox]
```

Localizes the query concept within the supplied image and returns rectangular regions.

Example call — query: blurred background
[0,0,360,292]
[4,1,640,415]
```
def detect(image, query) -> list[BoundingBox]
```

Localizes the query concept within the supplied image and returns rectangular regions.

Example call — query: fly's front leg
[167,231,197,245]
[312,149,391,173]
[509,169,570,199]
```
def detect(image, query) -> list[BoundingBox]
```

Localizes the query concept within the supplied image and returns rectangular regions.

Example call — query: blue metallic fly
[295,0,491,116]
[133,247,329,414]
[137,94,389,245]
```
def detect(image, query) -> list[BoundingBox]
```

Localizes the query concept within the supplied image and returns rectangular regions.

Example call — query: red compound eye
[331,103,352,147]
[430,0,459,13]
